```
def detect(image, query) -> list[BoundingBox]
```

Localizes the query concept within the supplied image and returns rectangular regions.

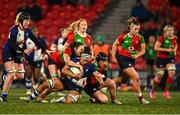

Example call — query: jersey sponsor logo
[128,64,132,66]
[165,40,169,43]
[26,33,29,37]
[9,57,12,60]
[85,69,89,72]
[77,39,82,43]
[124,40,128,43]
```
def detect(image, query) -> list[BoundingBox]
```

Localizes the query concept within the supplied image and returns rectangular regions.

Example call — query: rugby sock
[1,92,8,99]
[165,77,173,92]
[138,92,142,97]
[30,89,39,100]
[152,80,159,92]
[25,78,32,90]
[111,95,115,102]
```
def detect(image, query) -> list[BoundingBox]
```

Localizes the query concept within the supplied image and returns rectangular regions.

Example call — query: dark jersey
[3,25,46,55]
[26,37,47,62]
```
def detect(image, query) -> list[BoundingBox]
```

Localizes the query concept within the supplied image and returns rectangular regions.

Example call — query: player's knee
[100,96,108,103]
[96,94,108,103]
[167,65,176,77]
[65,94,80,104]
[15,69,25,79]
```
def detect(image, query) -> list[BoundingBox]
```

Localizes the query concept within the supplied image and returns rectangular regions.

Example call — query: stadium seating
[0,0,112,64]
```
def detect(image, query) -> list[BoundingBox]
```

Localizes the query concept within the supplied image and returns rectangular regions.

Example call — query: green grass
[0,88,180,114]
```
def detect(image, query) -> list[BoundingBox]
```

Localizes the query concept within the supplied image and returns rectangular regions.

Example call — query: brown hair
[127,17,140,29]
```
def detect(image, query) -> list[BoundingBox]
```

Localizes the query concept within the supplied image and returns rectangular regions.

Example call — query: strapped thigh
[48,79,54,89]
[156,68,164,76]
[167,64,176,71]
[16,69,25,73]
[6,69,16,73]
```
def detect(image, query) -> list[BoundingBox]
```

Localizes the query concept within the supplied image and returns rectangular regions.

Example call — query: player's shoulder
[118,33,128,39]
[9,25,18,33]
[174,35,178,40]
[86,34,92,40]
[71,57,80,63]
[137,33,144,38]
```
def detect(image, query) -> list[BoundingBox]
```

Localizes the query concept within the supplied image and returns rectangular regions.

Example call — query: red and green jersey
[66,32,92,47]
[157,35,177,58]
[50,48,72,69]
[88,61,109,85]
[117,33,145,57]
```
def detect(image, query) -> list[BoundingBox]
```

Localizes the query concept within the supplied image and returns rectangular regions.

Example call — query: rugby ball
[70,67,81,74]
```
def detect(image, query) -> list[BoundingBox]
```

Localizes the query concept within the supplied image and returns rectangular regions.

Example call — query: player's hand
[82,80,87,88]
[43,54,49,60]
[131,54,138,59]
[112,56,118,64]
[166,48,172,53]
[45,49,54,56]
[173,49,176,56]
[73,73,82,79]
[78,65,84,75]
[24,48,33,55]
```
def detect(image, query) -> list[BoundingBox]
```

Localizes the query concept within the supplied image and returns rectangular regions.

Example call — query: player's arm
[61,65,81,79]
[28,29,52,56]
[64,33,74,50]
[90,45,94,57]
[63,53,83,71]
[112,39,121,63]
[93,71,105,85]
[154,41,172,52]
[8,28,18,52]
[174,42,178,56]
[133,43,145,59]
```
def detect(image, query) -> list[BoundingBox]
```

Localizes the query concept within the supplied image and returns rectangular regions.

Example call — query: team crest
[128,46,135,51]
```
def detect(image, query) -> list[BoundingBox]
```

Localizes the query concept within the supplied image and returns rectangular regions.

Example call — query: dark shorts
[84,84,99,97]
[146,59,155,66]
[155,57,175,68]
[25,55,42,68]
[33,60,42,68]
[48,58,56,66]
[2,47,23,64]
[60,77,83,93]
[117,54,135,70]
